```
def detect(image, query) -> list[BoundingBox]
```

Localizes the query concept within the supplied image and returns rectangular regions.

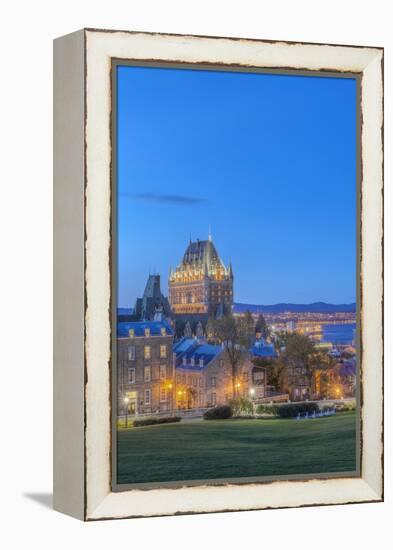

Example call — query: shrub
[335,402,356,412]
[229,397,254,416]
[256,404,279,416]
[203,405,232,420]
[133,416,181,427]
[275,402,319,418]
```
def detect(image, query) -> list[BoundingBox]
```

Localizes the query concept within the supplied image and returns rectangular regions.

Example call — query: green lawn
[117,412,357,485]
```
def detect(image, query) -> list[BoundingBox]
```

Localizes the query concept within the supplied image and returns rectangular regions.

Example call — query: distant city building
[169,235,233,317]
[117,320,175,415]
[286,320,296,332]
[134,274,172,321]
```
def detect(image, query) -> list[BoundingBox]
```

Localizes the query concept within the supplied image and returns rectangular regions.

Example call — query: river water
[322,323,356,345]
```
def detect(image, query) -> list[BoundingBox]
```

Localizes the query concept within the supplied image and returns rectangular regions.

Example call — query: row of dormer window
[128,326,167,338]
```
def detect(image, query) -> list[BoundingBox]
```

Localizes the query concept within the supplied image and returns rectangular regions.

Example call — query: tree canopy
[208,312,255,396]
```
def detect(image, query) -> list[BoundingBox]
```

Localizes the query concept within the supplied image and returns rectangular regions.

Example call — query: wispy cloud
[121,192,205,205]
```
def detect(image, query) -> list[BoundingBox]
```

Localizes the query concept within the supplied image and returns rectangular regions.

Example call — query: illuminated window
[128,328,134,338]
[128,368,135,384]
[160,327,166,336]
[127,345,135,361]
[144,327,150,337]
[144,366,151,382]
[144,345,151,360]
[160,345,167,358]
[144,389,151,405]
[159,365,166,380]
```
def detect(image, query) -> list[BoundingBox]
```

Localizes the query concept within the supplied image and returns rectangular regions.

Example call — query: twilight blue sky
[117,65,357,307]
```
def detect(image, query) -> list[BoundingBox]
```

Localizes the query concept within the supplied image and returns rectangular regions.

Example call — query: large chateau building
[168,236,233,317]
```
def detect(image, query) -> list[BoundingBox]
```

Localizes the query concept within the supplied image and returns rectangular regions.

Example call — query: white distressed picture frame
[53,29,383,521]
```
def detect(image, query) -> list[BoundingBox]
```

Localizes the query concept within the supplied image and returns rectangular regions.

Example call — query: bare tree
[209,312,255,397]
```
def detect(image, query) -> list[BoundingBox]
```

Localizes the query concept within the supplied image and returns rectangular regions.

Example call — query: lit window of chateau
[160,345,167,358]
[144,327,150,337]
[144,345,151,360]
[160,327,166,336]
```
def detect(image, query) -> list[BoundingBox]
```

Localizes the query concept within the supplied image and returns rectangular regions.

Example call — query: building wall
[169,279,209,314]
[169,277,233,316]
[175,354,260,407]
[118,333,266,415]
[117,333,174,415]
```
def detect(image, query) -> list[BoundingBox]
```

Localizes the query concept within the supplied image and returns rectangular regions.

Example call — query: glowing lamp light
[249,388,255,396]
[123,397,129,404]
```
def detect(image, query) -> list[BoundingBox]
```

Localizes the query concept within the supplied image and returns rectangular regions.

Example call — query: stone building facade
[173,338,263,407]
[169,236,233,317]
[117,320,175,415]
[117,321,268,417]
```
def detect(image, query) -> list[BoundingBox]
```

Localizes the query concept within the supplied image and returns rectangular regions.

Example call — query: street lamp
[165,381,173,413]
[123,396,129,427]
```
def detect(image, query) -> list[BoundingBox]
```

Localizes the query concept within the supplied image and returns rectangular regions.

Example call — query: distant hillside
[234,302,356,314]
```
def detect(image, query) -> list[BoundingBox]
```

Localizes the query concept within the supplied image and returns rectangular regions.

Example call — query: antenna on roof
[208,225,212,241]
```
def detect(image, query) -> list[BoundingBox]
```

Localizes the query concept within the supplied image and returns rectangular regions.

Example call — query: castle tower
[168,236,233,317]
[134,274,172,321]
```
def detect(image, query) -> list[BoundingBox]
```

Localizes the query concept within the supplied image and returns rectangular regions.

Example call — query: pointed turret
[184,321,192,338]
[196,321,204,340]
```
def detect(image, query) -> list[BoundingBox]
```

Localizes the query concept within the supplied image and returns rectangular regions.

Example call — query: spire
[208,225,212,242]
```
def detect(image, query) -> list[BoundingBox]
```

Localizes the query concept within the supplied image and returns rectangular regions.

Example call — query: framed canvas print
[53,29,384,520]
